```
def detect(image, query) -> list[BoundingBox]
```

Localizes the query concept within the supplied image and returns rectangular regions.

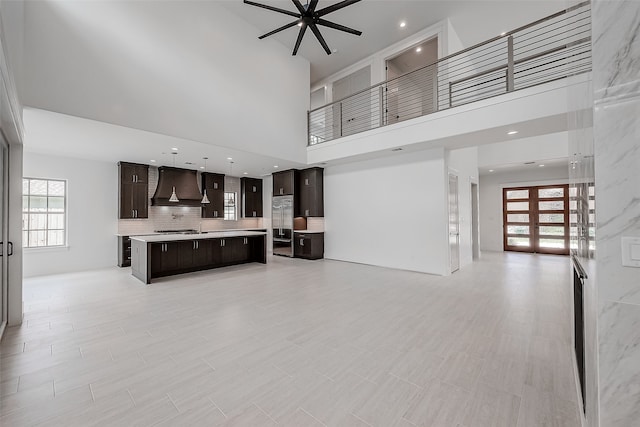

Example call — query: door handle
[300,238,304,246]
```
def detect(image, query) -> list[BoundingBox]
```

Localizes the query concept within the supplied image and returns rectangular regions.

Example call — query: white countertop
[293,230,324,234]
[117,228,267,237]
[130,230,267,243]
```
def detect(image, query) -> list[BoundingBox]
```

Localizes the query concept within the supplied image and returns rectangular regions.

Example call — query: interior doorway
[332,66,371,138]
[471,182,480,260]
[448,173,460,273]
[385,37,438,125]
[503,184,570,255]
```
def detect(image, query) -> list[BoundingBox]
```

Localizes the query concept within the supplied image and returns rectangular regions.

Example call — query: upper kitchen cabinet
[241,177,263,218]
[201,172,225,219]
[298,167,324,217]
[119,162,149,219]
[272,169,299,196]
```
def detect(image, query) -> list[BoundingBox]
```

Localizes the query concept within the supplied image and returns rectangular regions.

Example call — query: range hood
[151,166,203,207]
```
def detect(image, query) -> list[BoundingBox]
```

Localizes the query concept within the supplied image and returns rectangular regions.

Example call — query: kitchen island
[130,230,267,284]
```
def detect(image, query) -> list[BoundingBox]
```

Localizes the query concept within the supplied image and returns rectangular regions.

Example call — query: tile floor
[0,252,581,426]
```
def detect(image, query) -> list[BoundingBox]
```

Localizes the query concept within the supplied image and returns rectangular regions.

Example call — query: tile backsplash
[118,167,263,235]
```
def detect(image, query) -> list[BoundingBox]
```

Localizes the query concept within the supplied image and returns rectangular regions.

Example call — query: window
[224,192,236,221]
[23,178,66,248]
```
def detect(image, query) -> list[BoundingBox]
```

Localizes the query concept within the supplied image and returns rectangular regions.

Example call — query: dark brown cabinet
[210,237,252,265]
[201,173,225,219]
[298,167,324,217]
[241,177,263,218]
[272,169,299,196]
[118,236,131,267]
[134,234,268,283]
[150,241,181,275]
[294,232,324,260]
[119,162,149,219]
[179,239,211,269]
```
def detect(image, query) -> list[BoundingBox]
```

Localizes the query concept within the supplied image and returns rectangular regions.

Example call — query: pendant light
[169,152,179,202]
[201,157,210,204]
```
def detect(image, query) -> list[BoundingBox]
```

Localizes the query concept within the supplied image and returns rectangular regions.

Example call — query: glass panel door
[534,185,569,255]
[503,184,569,255]
[503,187,533,252]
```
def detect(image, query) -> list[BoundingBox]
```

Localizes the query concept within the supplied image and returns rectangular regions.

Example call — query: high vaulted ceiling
[221,0,571,85]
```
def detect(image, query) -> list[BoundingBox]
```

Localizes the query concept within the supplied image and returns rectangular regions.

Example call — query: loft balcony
[307,1,591,158]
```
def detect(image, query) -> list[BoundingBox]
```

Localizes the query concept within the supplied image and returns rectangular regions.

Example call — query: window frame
[22,177,68,249]
[224,191,237,221]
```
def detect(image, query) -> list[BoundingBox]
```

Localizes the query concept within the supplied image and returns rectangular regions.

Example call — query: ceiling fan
[243,0,362,56]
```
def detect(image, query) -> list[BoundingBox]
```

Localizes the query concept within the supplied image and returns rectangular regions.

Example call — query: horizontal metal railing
[308,1,591,146]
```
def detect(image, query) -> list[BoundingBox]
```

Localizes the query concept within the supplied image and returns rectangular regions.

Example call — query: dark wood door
[210,238,224,266]
[503,184,570,255]
[119,162,149,219]
[241,177,263,218]
[298,168,324,217]
[273,170,298,196]
[220,237,248,264]
[294,233,324,259]
[150,242,180,274]
[120,182,135,219]
[134,165,148,183]
[193,239,211,267]
[178,241,194,269]
[133,183,148,218]
[201,173,225,218]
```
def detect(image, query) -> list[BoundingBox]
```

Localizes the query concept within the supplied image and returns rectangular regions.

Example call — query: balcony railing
[308,1,591,146]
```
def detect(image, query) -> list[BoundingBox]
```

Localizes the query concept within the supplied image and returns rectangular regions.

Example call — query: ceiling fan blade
[316,18,362,36]
[292,24,308,56]
[308,0,319,13]
[259,21,300,39]
[316,0,362,17]
[291,0,306,15]
[243,0,300,18]
[309,23,332,55]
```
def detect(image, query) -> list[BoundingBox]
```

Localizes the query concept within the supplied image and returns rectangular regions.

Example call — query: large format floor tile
[0,252,580,426]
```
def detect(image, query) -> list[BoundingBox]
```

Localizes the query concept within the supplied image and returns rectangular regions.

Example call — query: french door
[503,184,569,255]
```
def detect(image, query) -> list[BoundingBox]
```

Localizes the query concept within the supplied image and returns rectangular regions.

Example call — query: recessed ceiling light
[507,130,518,135]
[416,47,422,53]
[297,22,302,27]
[243,172,249,175]
[150,159,156,163]
[539,164,545,167]
[332,48,338,53]
[227,157,233,160]
[489,169,495,172]
[500,31,507,36]
[200,166,205,169]
[171,147,178,151]
[400,21,406,28]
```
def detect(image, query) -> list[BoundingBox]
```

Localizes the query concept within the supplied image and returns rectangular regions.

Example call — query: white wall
[478,132,569,168]
[449,1,580,49]
[324,148,449,275]
[0,0,23,96]
[479,164,569,252]
[447,147,479,269]
[21,1,309,163]
[23,152,118,277]
[311,19,447,93]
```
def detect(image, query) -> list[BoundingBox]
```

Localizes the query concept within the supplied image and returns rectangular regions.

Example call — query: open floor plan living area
[1,1,639,426]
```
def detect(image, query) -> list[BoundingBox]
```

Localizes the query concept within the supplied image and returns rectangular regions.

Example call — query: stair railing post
[507,35,515,92]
